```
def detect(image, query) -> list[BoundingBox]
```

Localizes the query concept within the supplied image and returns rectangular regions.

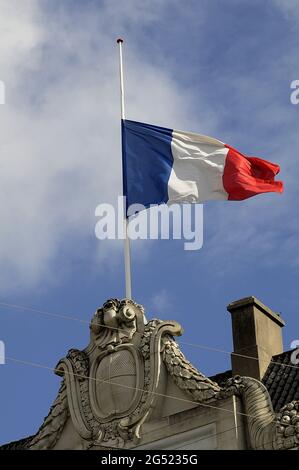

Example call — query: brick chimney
[227,296,285,380]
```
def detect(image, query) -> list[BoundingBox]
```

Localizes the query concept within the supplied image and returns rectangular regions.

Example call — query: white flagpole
[117,38,132,299]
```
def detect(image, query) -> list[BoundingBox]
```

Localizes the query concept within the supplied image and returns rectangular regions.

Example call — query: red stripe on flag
[223,145,283,200]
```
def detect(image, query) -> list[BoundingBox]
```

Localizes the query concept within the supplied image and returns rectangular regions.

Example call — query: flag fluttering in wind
[122,120,283,213]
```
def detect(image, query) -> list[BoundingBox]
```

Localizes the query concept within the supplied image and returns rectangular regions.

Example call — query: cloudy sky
[0,0,299,444]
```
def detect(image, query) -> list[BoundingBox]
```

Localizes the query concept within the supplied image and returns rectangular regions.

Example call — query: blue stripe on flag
[122,120,173,214]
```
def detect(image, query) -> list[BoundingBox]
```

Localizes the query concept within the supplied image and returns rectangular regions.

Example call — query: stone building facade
[1,296,299,450]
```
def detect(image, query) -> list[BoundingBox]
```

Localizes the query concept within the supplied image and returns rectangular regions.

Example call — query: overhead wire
[0,300,298,371]
[1,300,296,450]
[5,354,293,451]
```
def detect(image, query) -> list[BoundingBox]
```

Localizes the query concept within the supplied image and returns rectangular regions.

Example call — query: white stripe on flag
[168,130,229,204]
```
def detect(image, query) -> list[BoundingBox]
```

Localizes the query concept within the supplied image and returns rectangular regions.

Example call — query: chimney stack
[227,296,285,380]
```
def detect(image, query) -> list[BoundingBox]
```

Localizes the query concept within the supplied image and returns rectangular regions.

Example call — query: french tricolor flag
[122,120,283,213]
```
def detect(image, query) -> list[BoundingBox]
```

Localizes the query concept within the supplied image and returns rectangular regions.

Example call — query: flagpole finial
[117,38,124,44]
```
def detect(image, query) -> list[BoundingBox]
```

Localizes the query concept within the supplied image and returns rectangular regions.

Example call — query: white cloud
[151,288,173,313]
[0,1,196,291]
[0,0,297,293]
[273,0,299,26]
[0,0,42,80]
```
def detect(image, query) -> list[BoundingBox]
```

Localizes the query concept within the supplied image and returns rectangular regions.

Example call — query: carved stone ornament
[26,298,299,450]
[45,298,192,449]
